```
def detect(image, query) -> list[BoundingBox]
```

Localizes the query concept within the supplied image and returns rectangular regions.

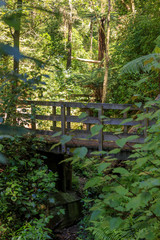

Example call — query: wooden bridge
[17,100,149,154]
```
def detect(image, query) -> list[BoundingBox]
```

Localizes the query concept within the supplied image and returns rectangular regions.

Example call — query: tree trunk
[98,17,106,62]
[102,0,111,103]
[130,0,135,13]
[66,0,72,69]
[10,0,22,124]
[90,19,93,57]
[13,0,22,75]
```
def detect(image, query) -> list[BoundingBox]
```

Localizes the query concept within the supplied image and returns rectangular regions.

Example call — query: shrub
[0,137,57,239]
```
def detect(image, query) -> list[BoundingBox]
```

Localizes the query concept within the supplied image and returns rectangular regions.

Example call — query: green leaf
[78,112,88,119]
[108,149,121,154]
[91,150,107,155]
[49,198,55,204]
[120,118,133,125]
[0,152,8,164]
[98,162,111,173]
[52,131,62,137]
[90,210,101,221]
[121,107,131,114]
[84,176,103,189]
[91,125,103,136]
[135,102,142,108]
[73,147,88,159]
[113,167,129,175]
[116,138,127,148]
[109,217,123,230]
[0,144,3,151]
[60,135,72,145]
[151,202,160,217]
[114,185,128,195]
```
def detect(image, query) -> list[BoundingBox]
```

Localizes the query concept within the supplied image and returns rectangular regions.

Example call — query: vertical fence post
[98,106,103,152]
[31,104,36,131]
[86,109,91,131]
[67,107,71,130]
[123,112,128,134]
[51,106,56,130]
[61,104,66,153]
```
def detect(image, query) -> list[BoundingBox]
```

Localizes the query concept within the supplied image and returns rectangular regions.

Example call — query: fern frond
[121,53,160,74]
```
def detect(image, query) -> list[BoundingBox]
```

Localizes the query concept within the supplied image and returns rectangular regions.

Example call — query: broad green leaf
[78,112,88,119]
[135,102,142,108]
[116,138,127,148]
[0,152,8,164]
[108,149,121,154]
[121,107,131,114]
[73,147,88,159]
[151,202,160,217]
[114,185,128,195]
[52,131,62,137]
[50,142,61,150]
[91,125,103,136]
[91,150,107,155]
[60,135,72,145]
[126,135,139,141]
[98,162,111,173]
[0,144,3,151]
[120,118,133,125]
[109,217,123,230]
[49,198,55,204]
[113,167,129,175]
[90,210,101,221]
[84,176,103,189]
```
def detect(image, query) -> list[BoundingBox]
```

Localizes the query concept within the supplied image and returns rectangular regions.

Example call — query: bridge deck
[16,101,150,153]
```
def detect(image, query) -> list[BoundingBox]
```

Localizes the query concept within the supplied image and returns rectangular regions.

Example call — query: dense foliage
[0,137,57,239]
[0,0,160,239]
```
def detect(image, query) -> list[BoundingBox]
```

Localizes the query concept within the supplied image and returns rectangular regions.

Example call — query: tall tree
[102,0,111,103]
[66,0,72,69]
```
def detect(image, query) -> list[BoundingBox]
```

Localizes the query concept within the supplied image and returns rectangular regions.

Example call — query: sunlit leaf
[60,135,72,145]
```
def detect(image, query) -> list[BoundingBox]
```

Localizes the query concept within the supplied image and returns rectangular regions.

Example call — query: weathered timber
[17,101,148,153]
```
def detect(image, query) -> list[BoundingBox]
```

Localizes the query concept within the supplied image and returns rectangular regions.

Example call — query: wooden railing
[17,101,149,151]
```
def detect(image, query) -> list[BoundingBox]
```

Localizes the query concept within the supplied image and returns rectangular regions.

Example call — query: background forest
[1,0,160,240]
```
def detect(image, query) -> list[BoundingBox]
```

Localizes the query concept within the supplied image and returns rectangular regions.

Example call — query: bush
[0,137,57,239]
[84,100,160,240]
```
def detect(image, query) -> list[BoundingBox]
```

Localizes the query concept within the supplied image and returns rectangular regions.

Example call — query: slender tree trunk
[66,0,72,69]
[9,0,22,124]
[90,19,93,57]
[130,0,135,13]
[98,17,106,62]
[102,0,111,103]
[13,0,22,75]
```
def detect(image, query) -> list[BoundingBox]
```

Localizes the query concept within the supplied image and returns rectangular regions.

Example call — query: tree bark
[102,0,111,103]
[130,0,135,13]
[90,19,93,57]
[13,0,22,75]
[66,0,72,69]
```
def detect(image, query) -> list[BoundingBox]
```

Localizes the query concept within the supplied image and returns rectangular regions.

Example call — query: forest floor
[55,224,79,240]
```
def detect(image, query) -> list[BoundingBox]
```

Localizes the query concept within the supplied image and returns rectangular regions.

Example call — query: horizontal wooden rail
[17,101,147,152]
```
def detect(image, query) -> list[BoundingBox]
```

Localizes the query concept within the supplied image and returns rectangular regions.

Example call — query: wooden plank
[123,112,128,133]
[98,106,103,152]
[31,104,36,130]
[19,101,138,111]
[61,104,66,153]
[33,114,140,126]
[51,106,56,130]
[67,107,71,129]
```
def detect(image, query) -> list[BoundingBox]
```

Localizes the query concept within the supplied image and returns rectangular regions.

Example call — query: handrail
[16,101,146,152]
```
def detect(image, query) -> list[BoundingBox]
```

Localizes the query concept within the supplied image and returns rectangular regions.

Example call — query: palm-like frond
[121,53,160,74]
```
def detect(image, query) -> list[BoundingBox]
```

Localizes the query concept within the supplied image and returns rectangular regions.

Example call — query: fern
[121,53,160,74]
